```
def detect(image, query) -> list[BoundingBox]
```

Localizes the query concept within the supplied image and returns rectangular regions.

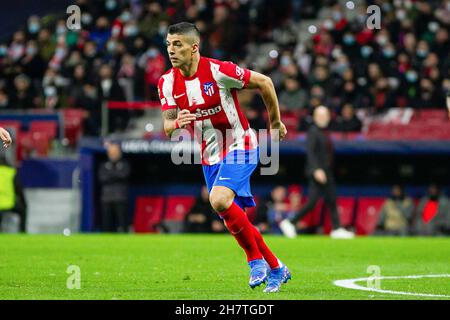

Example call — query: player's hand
[176,109,197,128]
[0,127,12,148]
[313,169,327,184]
[270,121,287,141]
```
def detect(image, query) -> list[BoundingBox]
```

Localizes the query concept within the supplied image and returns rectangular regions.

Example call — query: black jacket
[98,159,131,203]
[305,124,334,176]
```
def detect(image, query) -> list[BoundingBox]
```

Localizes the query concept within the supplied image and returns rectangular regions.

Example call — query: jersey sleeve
[216,60,251,90]
[158,75,177,112]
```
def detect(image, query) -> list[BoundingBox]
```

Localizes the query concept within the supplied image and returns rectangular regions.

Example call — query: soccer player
[0,127,12,148]
[158,22,290,292]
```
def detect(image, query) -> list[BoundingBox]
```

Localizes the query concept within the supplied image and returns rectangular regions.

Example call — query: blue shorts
[202,148,259,210]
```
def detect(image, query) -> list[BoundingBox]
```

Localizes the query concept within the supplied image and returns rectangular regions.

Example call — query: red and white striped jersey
[158,56,258,165]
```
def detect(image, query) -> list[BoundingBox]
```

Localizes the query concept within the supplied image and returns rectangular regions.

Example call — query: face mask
[383,48,395,58]
[323,19,334,30]
[332,11,342,21]
[55,48,66,58]
[382,3,392,12]
[335,63,347,75]
[124,26,138,37]
[106,0,117,10]
[416,49,428,58]
[428,22,439,32]
[406,71,418,82]
[121,12,131,23]
[376,36,388,46]
[396,10,406,20]
[147,48,158,58]
[331,48,342,59]
[361,46,373,58]
[44,86,57,97]
[26,46,37,56]
[28,22,40,34]
[107,41,116,53]
[56,26,66,35]
[280,55,291,66]
[158,25,167,36]
[81,14,93,25]
[343,35,355,45]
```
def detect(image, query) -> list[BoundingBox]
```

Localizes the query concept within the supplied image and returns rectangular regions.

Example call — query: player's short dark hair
[167,22,200,39]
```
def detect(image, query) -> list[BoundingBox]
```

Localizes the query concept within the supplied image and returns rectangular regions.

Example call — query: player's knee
[209,192,233,213]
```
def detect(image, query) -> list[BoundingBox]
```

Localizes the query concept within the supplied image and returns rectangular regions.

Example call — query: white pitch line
[334,274,450,298]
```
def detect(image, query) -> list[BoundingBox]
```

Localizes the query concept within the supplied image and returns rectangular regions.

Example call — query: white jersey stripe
[210,62,249,152]
[185,78,205,106]
[161,70,176,107]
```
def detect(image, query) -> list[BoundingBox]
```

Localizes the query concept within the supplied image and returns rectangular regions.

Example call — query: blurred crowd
[0,0,449,137]
[253,183,450,236]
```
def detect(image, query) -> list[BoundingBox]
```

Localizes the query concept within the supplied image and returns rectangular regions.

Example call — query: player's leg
[209,185,267,288]
[250,224,279,269]
[209,186,263,262]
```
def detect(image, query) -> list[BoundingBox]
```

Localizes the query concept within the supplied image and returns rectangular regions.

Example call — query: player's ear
[192,43,199,54]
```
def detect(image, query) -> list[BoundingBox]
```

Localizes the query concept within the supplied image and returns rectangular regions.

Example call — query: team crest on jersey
[203,82,215,97]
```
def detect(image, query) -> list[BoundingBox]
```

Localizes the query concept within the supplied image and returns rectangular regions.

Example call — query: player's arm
[162,108,197,138]
[246,71,287,140]
[0,127,12,148]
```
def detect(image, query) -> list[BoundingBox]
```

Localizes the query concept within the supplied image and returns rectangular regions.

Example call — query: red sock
[219,202,263,262]
[252,226,279,269]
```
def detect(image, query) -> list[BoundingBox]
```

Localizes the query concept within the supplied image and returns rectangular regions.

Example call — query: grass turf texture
[0,234,449,300]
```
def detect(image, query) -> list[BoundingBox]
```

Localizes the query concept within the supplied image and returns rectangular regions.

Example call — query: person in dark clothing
[183,186,214,233]
[98,141,131,232]
[97,64,128,134]
[331,104,362,132]
[279,106,355,239]
[0,154,27,232]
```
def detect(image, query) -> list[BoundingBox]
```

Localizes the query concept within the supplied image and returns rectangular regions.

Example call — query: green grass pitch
[0,234,449,300]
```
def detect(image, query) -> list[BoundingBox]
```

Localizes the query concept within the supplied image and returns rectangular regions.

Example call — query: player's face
[166,33,196,68]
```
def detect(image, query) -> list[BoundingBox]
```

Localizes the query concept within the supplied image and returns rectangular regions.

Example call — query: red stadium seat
[133,196,165,233]
[323,197,356,234]
[164,196,197,221]
[62,108,85,146]
[280,111,300,134]
[354,197,385,235]
[29,120,58,139]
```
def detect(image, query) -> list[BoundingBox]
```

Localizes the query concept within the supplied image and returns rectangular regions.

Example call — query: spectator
[254,186,289,234]
[98,141,131,233]
[183,185,214,233]
[10,74,36,109]
[244,106,267,131]
[74,81,101,137]
[413,184,450,236]
[279,76,308,112]
[97,63,127,133]
[331,104,362,132]
[0,154,27,233]
[376,185,414,236]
